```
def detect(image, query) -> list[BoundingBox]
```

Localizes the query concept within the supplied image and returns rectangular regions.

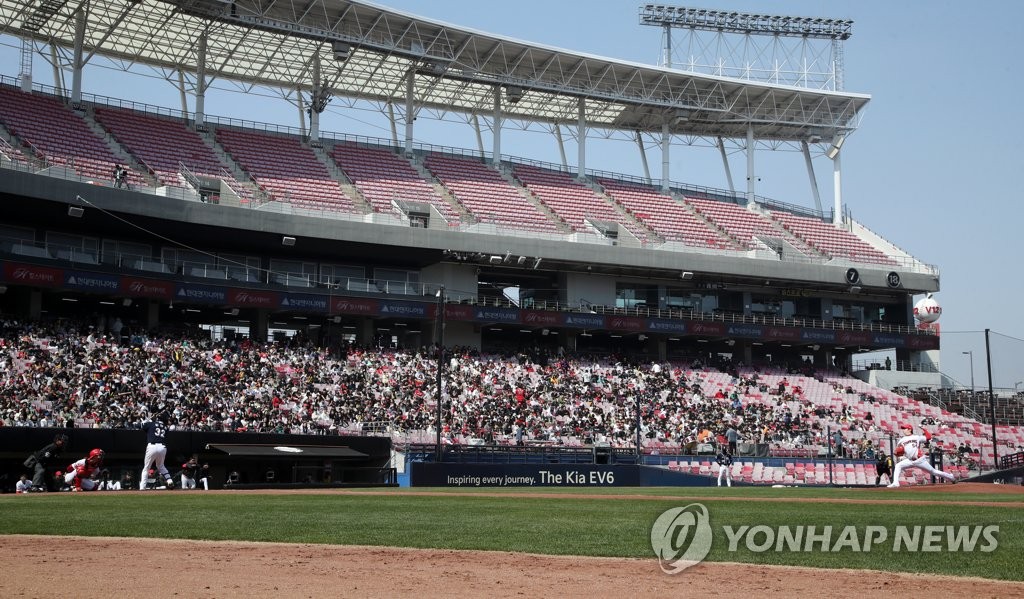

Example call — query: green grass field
[2,487,1021,581]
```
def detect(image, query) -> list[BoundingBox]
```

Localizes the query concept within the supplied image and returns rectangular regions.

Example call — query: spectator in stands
[832,430,845,458]
[113,164,127,188]
[0,317,1015,463]
[726,425,739,455]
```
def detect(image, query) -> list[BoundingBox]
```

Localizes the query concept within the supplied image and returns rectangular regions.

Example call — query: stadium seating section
[0,86,143,186]
[769,210,895,265]
[423,153,562,233]
[330,142,461,225]
[0,84,913,265]
[512,164,648,241]
[93,106,235,187]
[2,319,1020,487]
[216,127,356,212]
[597,178,740,249]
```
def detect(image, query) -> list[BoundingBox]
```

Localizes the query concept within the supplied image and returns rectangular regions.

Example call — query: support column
[404,69,415,155]
[50,45,63,96]
[576,98,586,179]
[360,320,374,346]
[309,50,322,143]
[660,123,670,191]
[656,338,667,362]
[745,124,756,203]
[636,131,651,183]
[296,86,306,139]
[252,309,269,343]
[28,290,42,321]
[491,85,502,165]
[70,9,86,104]
[802,140,823,214]
[177,69,188,115]
[387,103,399,145]
[832,151,843,224]
[555,124,567,167]
[717,136,735,193]
[472,114,484,155]
[145,299,159,331]
[194,32,208,126]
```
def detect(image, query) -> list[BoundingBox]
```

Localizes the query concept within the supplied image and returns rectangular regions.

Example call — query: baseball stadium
[0,0,1022,596]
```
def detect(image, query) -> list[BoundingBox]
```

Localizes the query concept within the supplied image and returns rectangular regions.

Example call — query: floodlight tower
[640,5,854,220]
[639,5,852,90]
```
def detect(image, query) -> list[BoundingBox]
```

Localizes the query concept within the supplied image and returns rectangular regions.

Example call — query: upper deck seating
[331,142,460,225]
[769,211,896,265]
[685,197,815,256]
[0,86,143,186]
[512,165,648,242]
[598,178,739,250]
[215,128,356,212]
[423,154,561,233]
[93,107,232,188]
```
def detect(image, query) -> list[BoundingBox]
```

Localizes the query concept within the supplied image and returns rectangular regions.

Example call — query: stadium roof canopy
[0,0,869,141]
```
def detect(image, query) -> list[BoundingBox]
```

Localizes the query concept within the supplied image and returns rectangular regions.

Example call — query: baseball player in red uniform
[887,425,956,488]
[64,449,105,492]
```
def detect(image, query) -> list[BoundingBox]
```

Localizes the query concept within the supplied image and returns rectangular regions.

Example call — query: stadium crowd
[0,317,1010,463]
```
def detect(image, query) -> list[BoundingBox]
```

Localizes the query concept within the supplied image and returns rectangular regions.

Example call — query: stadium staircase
[768,210,896,266]
[596,177,740,250]
[194,126,266,206]
[422,153,563,233]
[329,142,459,224]
[684,196,819,259]
[0,85,140,186]
[510,164,649,241]
[0,130,31,167]
[311,143,373,213]
[215,127,357,213]
[78,107,161,189]
[496,164,571,234]
[406,154,473,224]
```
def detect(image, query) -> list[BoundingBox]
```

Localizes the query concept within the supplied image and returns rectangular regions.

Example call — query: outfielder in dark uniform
[24,433,68,492]
[716,448,734,487]
[875,451,894,486]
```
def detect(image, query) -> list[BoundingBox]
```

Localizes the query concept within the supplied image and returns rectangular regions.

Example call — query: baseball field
[2,483,1022,598]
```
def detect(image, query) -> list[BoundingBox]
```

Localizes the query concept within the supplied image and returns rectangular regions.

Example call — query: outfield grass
[2,488,1021,581]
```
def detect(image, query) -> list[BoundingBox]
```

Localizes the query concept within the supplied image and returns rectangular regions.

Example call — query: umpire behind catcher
[24,433,68,492]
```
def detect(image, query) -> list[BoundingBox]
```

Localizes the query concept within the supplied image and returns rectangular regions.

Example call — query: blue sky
[1,0,1022,388]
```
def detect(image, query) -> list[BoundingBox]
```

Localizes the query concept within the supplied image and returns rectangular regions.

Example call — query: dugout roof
[0,0,869,141]
[206,444,369,458]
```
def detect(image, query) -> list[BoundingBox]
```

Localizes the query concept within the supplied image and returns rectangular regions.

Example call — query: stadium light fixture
[826,135,845,159]
[680,271,694,280]
[639,5,853,40]
[67,205,84,218]
[281,236,296,246]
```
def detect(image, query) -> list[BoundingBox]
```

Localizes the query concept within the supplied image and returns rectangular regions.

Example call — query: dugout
[206,443,395,487]
[0,427,396,492]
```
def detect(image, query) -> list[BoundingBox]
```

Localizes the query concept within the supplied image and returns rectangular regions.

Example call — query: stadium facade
[0,1,939,376]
